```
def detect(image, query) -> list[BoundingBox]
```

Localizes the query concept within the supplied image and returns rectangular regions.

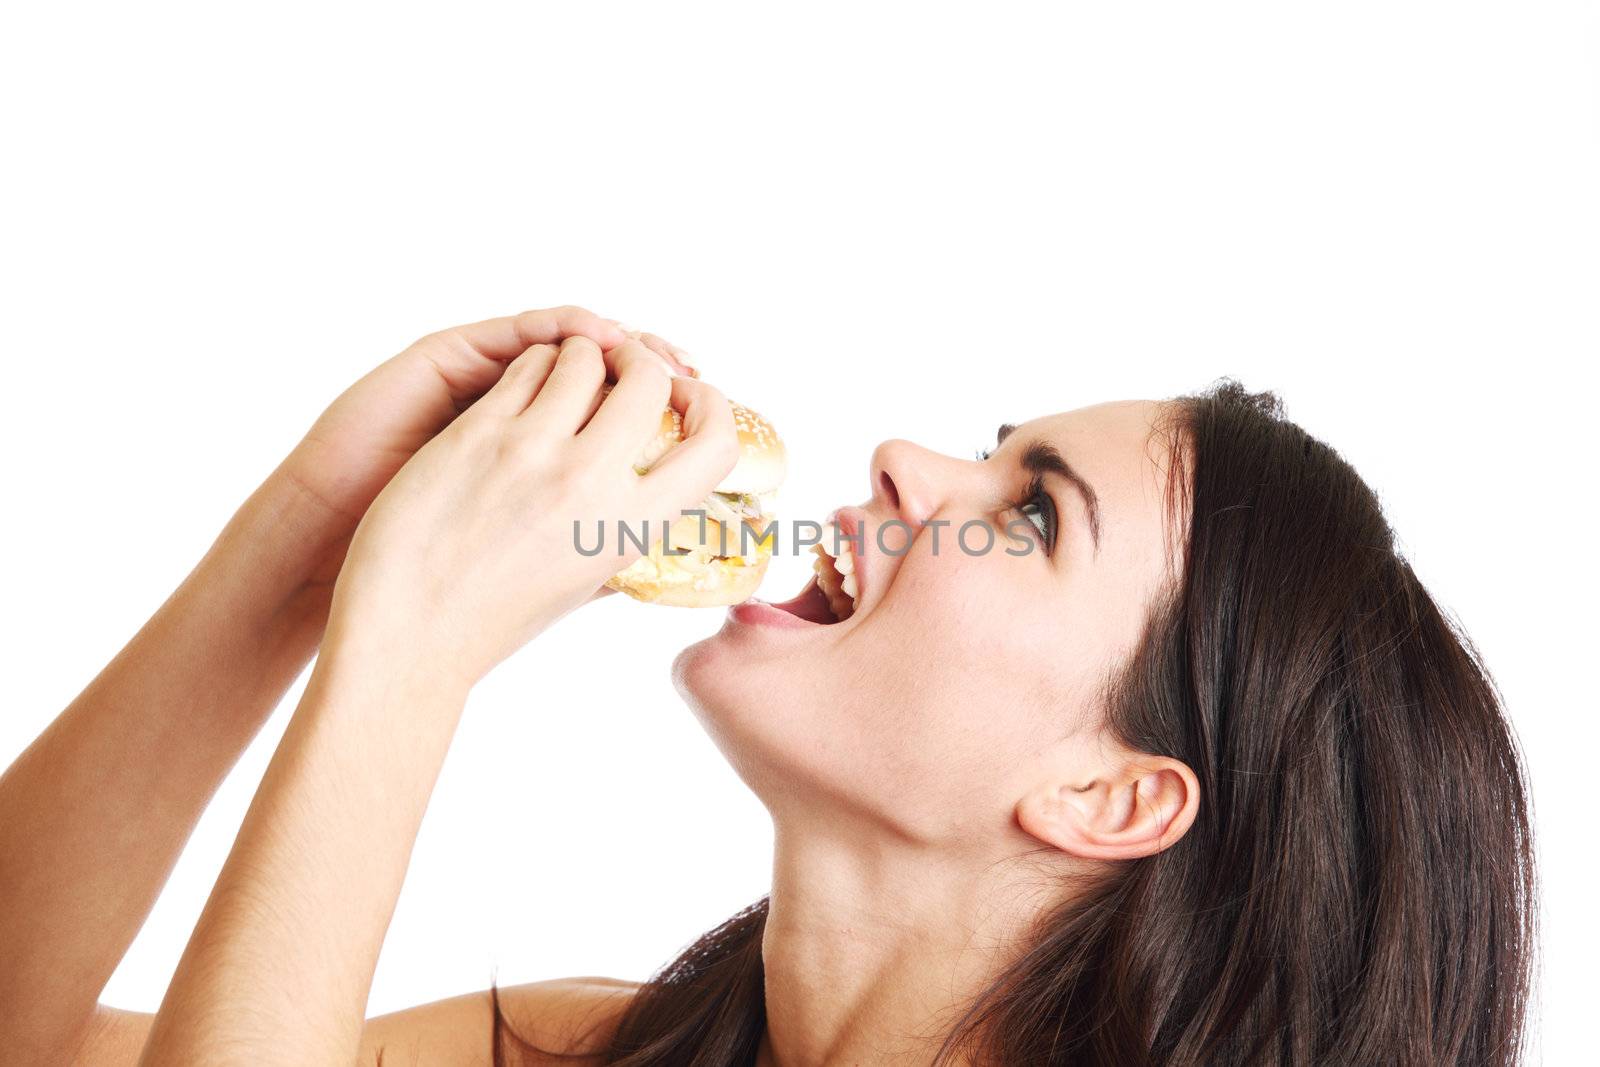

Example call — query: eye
[1016,477,1056,553]
[975,446,994,461]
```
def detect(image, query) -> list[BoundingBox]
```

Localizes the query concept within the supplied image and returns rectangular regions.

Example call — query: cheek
[830,556,1090,775]
[862,551,1081,696]
[667,552,1113,824]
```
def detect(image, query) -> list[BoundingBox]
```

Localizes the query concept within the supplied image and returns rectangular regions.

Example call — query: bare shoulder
[486,976,643,1056]
[359,975,641,1066]
[73,979,641,1067]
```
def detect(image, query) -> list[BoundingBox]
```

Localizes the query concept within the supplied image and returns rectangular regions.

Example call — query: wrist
[318,603,479,706]
[198,469,357,634]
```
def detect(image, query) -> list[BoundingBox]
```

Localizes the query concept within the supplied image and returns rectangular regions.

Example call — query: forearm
[0,473,339,1066]
[138,627,467,1065]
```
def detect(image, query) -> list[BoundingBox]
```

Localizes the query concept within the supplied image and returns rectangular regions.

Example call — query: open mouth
[765,520,860,625]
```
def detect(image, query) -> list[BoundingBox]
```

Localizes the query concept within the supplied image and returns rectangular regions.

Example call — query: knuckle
[520,304,575,321]
[616,340,660,373]
[499,353,537,385]
[413,326,457,354]
[561,334,603,359]
[512,309,549,340]
[543,304,594,330]
[582,352,607,375]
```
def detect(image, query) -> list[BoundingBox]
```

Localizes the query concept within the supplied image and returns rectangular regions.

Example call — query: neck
[755,818,1071,1067]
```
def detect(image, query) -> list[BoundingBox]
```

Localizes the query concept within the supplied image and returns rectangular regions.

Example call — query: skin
[677,402,1199,1065]
[0,307,693,1066]
[0,306,1199,1066]
[126,330,733,1066]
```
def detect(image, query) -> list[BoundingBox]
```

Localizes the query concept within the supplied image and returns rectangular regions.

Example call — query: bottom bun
[606,552,769,607]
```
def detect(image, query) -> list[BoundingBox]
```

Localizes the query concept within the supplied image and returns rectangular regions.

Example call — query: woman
[0,306,1535,1066]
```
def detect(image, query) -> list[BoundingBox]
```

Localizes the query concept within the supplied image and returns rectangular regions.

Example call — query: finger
[577,340,676,426]
[523,335,608,435]
[467,343,561,419]
[407,306,626,408]
[634,332,699,378]
[640,377,740,511]
[580,341,674,460]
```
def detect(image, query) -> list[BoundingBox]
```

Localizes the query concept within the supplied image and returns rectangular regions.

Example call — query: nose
[868,438,953,529]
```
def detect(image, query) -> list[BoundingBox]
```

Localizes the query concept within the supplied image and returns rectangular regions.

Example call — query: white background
[1,2,1594,1059]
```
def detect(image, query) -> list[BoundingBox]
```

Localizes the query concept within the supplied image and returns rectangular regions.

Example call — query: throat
[758,829,1055,1067]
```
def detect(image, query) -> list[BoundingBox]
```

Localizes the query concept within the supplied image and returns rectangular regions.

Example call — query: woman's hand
[325,334,738,688]
[0,307,704,1067]
[5,311,656,1066]
[136,333,734,1067]
[273,307,692,599]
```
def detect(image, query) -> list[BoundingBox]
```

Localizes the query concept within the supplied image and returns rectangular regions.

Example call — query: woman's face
[674,399,1184,845]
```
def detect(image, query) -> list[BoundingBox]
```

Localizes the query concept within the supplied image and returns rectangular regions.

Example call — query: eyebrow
[996,423,1103,553]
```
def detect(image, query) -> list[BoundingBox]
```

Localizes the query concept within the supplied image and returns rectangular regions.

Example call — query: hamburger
[606,395,786,606]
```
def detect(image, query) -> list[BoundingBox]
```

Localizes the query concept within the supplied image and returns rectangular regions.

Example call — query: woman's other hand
[324,335,738,689]
[276,307,690,596]
[123,326,717,1067]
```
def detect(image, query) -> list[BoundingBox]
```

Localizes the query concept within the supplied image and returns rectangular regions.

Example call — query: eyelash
[978,445,1056,554]
[1016,474,1057,554]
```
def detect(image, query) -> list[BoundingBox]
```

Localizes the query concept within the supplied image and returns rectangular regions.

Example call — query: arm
[136,645,474,1063]
[75,978,639,1066]
[0,477,330,1067]
[0,307,668,1067]
[136,337,734,1063]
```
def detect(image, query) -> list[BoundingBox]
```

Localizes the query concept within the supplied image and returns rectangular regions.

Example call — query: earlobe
[1016,757,1200,861]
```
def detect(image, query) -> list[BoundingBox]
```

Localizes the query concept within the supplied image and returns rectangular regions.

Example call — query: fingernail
[672,348,700,377]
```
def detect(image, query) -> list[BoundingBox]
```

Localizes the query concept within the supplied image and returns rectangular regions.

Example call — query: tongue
[770,577,840,624]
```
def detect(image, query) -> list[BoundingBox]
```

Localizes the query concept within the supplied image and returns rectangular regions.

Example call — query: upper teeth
[812,521,860,620]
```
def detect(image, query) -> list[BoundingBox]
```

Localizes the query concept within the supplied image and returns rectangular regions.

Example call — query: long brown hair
[493,380,1537,1065]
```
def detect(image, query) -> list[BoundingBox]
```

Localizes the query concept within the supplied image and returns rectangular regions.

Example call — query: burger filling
[710,491,770,520]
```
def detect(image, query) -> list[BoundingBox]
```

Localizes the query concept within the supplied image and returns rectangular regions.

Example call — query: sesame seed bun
[631,400,787,496]
[606,396,785,607]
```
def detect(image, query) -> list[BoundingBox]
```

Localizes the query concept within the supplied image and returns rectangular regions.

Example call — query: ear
[1015,756,1200,861]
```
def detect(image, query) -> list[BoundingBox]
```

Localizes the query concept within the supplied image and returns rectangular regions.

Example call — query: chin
[671,629,813,785]
[671,628,754,729]
[670,634,715,704]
